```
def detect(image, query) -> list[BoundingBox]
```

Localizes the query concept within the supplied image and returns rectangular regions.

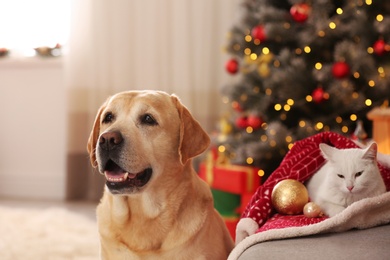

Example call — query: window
[0,0,70,57]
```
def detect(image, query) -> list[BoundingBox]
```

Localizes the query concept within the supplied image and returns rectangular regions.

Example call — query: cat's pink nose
[347,186,354,191]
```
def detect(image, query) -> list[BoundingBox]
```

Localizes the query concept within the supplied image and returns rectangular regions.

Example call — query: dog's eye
[141,114,157,125]
[102,112,114,124]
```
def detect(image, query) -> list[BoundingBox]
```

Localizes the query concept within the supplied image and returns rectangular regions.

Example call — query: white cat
[306,142,386,217]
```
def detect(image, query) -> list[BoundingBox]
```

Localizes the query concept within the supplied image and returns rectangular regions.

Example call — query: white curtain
[65,0,240,200]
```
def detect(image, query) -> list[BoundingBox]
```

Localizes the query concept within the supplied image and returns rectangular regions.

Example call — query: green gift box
[211,189,240,217]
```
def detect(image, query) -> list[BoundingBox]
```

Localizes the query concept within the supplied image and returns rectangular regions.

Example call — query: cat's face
[320,143,378,194]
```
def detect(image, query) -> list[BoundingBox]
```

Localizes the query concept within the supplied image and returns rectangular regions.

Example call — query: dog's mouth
[103,160,152,193]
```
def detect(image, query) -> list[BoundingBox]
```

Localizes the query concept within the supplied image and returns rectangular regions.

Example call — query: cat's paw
[235,218,259,245]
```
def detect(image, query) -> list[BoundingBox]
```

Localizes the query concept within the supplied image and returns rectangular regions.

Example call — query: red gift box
[198,149,263,239]
[199,162,261,214]
[198,151,261,195]
[222,215,240,241]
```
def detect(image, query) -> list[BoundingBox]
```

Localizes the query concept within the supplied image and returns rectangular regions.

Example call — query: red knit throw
[241,132,390,233]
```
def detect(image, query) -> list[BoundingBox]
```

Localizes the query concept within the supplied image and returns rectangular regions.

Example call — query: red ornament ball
[232,101,243,112]
[373,39,387,56]
[332,61,350,78]
[235,116,248,129]
[290,3,311,23]
[225,58,239,74]
[251,25,266,41]
[312,87,325,103]
[247,115,263,129]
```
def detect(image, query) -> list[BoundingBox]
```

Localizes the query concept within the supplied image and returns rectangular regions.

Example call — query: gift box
[222,215,240,241]
[198,152,261,195]
[211,189,241,215]
[210,189,240,239]
[198,149,263,239]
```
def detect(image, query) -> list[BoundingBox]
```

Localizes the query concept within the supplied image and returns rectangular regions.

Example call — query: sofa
[228,132,390,260]
[236,223,390,259]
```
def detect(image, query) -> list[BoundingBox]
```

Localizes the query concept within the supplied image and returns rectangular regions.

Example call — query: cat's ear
[319,143,336,161]
[362,142,377,161]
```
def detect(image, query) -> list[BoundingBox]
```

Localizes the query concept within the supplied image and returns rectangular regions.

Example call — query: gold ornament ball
[271,179,309,215]
[258,63,270,78]
[220,118,233,135]
[303,202,324,218]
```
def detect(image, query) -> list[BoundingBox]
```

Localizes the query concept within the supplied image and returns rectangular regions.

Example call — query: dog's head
[87,90,210,195]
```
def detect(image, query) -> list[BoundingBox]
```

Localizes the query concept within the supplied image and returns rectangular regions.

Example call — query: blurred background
[0,0,239,204]
[1,0,390,256]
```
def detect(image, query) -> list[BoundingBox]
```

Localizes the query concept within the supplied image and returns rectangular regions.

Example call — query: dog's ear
[87,100,108,168]
[171,95,210,165]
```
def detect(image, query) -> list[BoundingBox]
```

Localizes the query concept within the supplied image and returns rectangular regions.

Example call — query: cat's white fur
[306,142,386,217]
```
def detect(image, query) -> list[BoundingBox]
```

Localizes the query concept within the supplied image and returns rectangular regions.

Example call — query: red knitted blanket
[241,132,390,233]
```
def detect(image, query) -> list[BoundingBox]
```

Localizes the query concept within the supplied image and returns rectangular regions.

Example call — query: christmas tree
[218,0,390,178]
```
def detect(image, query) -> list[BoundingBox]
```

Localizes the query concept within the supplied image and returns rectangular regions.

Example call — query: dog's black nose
[99,131,123,150]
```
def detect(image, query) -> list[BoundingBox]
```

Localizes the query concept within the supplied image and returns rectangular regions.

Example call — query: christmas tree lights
[218,0,390,178]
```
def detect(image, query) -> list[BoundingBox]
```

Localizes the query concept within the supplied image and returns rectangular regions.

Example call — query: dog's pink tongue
[104,171,137,182]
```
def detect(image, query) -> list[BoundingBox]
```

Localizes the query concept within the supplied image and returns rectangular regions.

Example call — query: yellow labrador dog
[87,90,234,259]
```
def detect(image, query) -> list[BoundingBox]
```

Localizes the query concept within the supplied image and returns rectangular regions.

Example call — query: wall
[0,58,67,200]
[0,0,241,201]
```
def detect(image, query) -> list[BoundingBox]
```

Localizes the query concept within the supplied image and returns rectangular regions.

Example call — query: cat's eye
[337,174,344,179]
[355,171,363,178]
